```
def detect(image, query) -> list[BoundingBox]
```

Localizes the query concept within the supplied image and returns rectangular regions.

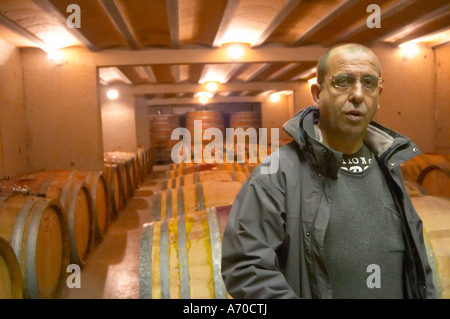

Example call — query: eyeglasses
[322,74,384,91]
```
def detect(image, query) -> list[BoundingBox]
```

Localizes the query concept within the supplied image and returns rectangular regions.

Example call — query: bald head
[316,44,382,84]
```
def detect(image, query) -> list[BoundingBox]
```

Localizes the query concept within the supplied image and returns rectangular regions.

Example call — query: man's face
[312,49,382,140]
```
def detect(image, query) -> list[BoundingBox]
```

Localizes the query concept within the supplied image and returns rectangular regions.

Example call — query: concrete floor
[59,164,167,299]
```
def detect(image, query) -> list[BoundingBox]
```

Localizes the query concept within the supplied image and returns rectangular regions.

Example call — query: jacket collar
[283,106,420,178]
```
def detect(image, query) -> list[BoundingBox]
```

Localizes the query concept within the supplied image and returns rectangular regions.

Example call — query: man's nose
[348,81,364,105]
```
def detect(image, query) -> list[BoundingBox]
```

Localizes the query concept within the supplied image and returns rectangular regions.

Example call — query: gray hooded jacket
[221,106,436,299]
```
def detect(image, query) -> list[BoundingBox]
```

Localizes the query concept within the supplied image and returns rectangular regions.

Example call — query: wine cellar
[0,0,449,300]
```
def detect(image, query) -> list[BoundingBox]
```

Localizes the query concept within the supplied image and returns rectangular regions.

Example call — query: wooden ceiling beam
[327,0,418,46]
[131,81,302,95]
[291,0,359,46]
[91,46,325,66]
[213,0,241,47]
[372,4,450,45]
[253,0,302,47]
[0,13,46,49]
[165,0,180,47]
[99,0,140,50]
[32,0,99,52]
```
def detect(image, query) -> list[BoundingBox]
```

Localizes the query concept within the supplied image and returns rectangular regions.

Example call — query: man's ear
[378,86,383,95]
[310,83,321,108]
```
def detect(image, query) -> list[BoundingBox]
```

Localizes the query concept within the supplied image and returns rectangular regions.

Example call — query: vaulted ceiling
[1,0,449,104]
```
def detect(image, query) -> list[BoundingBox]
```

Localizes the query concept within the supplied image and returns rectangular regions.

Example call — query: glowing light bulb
[308,77,317,86]
[206,81,219,92]
[399,42,419,57]
[199,96,209,104]
[227,45,245,60]
[47,49,64,65]
[270,92,280,103]
[107,89,119,100]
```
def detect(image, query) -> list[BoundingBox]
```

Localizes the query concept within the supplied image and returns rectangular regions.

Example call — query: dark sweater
[324,146,405,299]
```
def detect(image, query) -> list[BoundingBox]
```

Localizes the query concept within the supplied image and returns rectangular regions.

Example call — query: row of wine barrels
[400,153,450,182]
[0,194,70,299]
[161,170,249,190]
[0,236,23,299]
[411,196,450,299]
[139,206,232,299]
[3,170,95,266]
[104,152,139,193]
[137,147,154,181]
[167,162,253,179]
[152,181,243,221]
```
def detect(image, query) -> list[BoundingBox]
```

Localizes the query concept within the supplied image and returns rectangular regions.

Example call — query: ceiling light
[308,77,317,86]
[47,49,64,65]
[399,42,419,57]
[206,81,219,92]
[107,89,119,100]
[222,42,250,60]
[269,92,280,103]
[199,96,209,104]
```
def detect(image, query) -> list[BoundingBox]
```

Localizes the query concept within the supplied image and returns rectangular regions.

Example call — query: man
[221,43,436,299]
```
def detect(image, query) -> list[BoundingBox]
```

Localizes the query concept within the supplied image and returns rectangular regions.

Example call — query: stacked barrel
[0,147,153,299]
[103,149,154,217]
[400,153,450,298]
[149,114,180,164]
[139,155,260,299]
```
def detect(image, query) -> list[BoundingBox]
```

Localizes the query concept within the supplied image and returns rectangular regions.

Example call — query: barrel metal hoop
[177,215,190,299]
[160,220,170,299]
[24,199,46,299]
[177,187,184,217]
[11,197,37,266]
[193,171,199,184]
[152,191,162,221]
[38,178,52,197]
[68,183,94,266]
[165,188,172,219]
[139,223,154,299]
[195,183,205,211]
[207,207,227,299]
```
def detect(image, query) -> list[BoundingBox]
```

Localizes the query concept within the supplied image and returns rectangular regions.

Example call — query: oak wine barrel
[6,170,94,266]
[404,180,428,198]
[417,162,450,198]
[68,170,111,241]
[0,194,70,299]
[152,181,243,221]
[412,196,450,299]
[105,152,138,195]
[139,206,232,299]
[161,170,249,190]
[400,154,449,182]
[103,163,125,217]
[229,111,261,132]
[0,236,23,299]
[185,111,225,156]
[150,114,180,164]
